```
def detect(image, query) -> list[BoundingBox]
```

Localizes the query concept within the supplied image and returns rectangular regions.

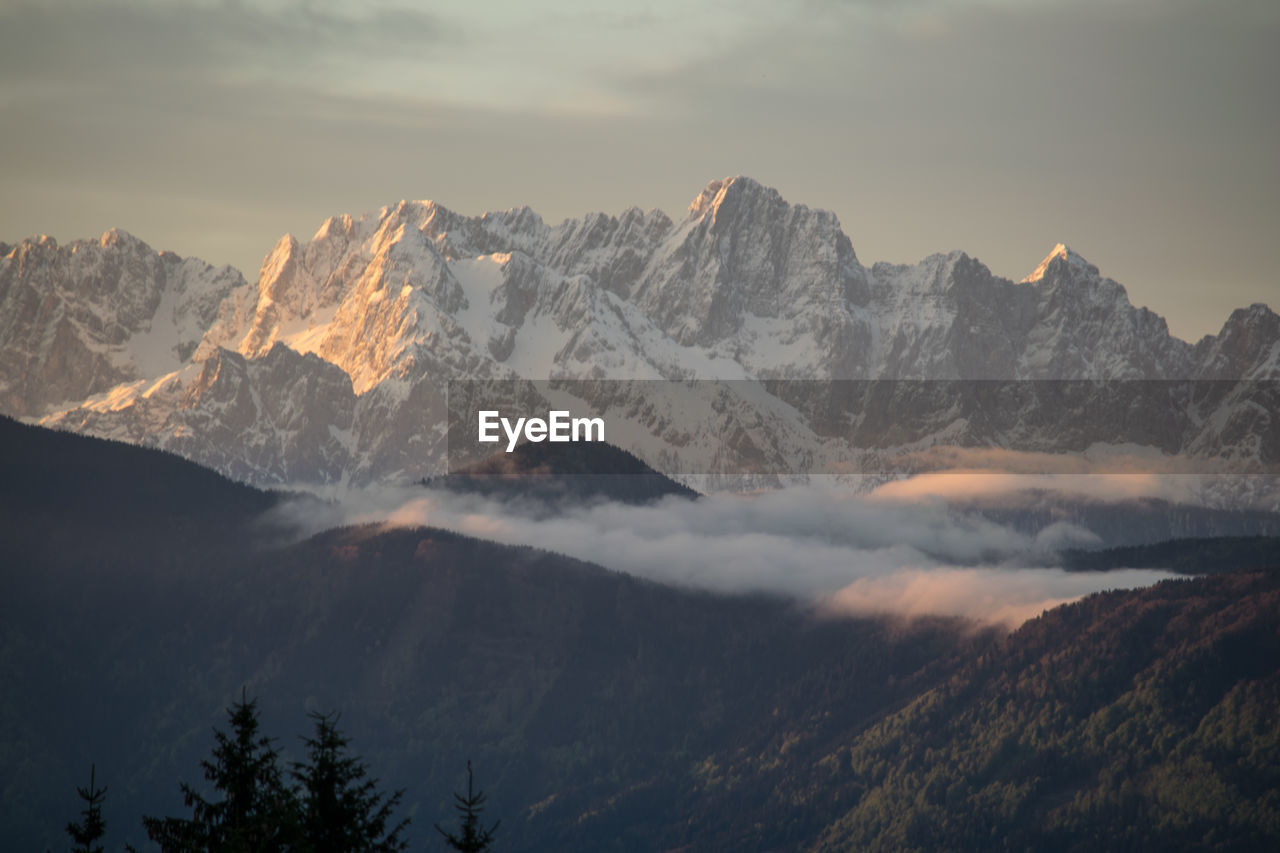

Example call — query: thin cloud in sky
[0,1,451,101]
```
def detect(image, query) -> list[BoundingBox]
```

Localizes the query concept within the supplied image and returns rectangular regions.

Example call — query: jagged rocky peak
[1021,243,1100,283]
[631,176,870,347]
[312,212,356,242]
[366,213,460,304]
[295,199,444,263]
[5,178,1279,489]
[684,176,849,246]
[236,233,318,357]
[561,207,671,245]
[683,176,860,266]
[872,249,977,293]
[1231,302,1280,327]
[481,204,546,235]
[6,233,60,259]
[1195,302,1280,379]
[0,227,248,417]
[97,226,141,249]
[541,206,673,300]
[688,175,782,218]
[414,201,483,257]
[256,233,301,290]
[354,198,551,262]
[234,200,473,358]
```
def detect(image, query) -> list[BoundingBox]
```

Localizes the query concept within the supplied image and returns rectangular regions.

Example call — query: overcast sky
[1,0,1275,340]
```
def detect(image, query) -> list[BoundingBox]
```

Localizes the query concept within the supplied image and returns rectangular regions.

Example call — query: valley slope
[3,418,1278,851]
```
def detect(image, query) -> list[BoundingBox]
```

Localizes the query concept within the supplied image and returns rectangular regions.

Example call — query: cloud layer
[272,477,1180,628]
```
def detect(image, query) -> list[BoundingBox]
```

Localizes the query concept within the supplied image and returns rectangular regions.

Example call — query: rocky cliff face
[3,178,1276,488]
[0,229,246,416]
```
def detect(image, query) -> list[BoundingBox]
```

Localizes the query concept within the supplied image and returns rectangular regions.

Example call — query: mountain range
[2,177,1277,491]
[8,171,1280,853]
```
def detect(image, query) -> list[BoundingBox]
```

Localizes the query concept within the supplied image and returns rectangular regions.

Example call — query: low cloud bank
[820,568,1174,628]
[272,478,1186,628]
[870,470,1201,505]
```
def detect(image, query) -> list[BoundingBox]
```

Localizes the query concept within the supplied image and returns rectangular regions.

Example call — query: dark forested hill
[0,414,278,525]
[0,419,974,850]
[431,437,701,506]
[1063,535,1280,574]
[803,571,1280,851]
[2,419,1279,851]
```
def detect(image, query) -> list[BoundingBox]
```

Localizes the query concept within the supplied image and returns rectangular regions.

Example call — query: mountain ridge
[4,177,1277,489]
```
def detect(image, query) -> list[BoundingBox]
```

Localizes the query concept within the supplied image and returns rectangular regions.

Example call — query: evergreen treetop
[435,762,499,853]
[290,710,409,853]
[142,689,298,853]
[66,764,108,853]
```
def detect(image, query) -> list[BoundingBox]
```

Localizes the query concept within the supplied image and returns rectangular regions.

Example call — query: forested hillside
[3,417,1278,851]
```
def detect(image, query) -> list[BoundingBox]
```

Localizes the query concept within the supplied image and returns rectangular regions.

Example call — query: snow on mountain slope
[0,230,246,417]
[1015,245,1194,379]
[1020,243,1096,283]
[1195,303,1280,381]
[4,177,1278,490]
[42,344,361,486]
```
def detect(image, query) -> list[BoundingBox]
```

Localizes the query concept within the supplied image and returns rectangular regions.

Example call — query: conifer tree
[143,690,299,852]
[435,762,499,853]
[290,711,408,853]
[66,764,108,853]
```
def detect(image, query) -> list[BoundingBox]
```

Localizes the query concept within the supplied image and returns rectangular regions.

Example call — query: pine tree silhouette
[435,762,499,852]
[143,689,299,852]
[66,764,107,853]
[291,711,409,853]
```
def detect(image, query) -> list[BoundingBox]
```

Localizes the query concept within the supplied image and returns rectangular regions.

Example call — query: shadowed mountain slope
[2,420,1278,851]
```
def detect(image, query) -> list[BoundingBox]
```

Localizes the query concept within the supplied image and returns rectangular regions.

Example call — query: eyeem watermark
[448,378,1280,475]
[478,410,605,453]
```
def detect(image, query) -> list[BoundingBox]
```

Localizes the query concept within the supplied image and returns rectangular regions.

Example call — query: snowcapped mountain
[2,177,1276,489]
[0,229,246,416]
